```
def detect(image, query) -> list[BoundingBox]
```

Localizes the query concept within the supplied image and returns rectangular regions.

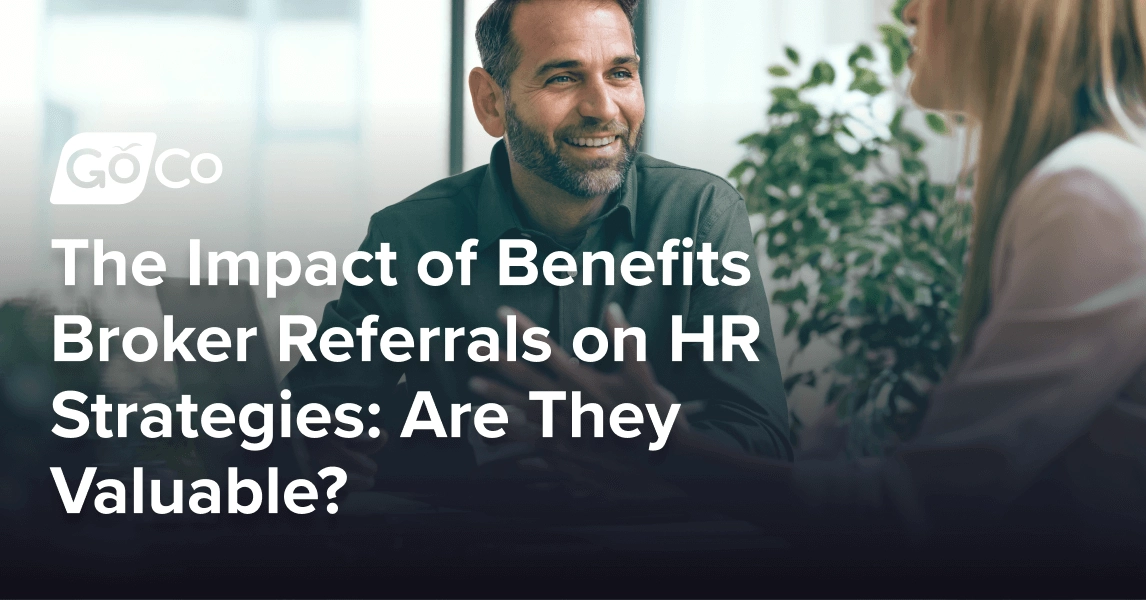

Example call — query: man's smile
[561,135,623,159]
[564,135,618,148]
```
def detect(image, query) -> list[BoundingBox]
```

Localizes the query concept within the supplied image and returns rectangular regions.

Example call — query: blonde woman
[658,0,1146,533]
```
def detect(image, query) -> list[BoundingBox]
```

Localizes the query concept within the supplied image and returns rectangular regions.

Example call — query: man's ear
[469,67,507,138]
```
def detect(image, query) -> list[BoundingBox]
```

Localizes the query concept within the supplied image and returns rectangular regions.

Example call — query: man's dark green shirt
[288,141,792,475]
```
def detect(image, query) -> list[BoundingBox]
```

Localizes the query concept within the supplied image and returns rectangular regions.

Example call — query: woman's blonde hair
[945,0,1146,350]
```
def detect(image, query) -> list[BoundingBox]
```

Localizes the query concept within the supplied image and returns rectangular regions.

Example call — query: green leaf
[896,279,916,302]
[785,46,800,65]
[881,249,903,269]
[768,65,791,77]
[925,113,950,135]
[783,309,800,336]
[802,61,836,89]
[861,278,882,307]
[879,24,912,75]
[797,320,816,347]
[728,160,752,181]
[891,0,911,22]
[835,354,864,376]
[772,281,809,305]
[784,371,815,393]
[889,44,907,76]
[849,68,885,95]
[770,86,799,105]
[900,130,925,153]
[902,157,925,174]
[889,107,905,135]
[847,44,874,68]
[737,132,768,148]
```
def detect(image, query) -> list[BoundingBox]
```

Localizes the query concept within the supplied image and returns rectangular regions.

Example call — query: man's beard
[504,102,641,198]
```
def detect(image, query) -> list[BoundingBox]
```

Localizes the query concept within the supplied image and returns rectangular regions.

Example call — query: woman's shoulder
[1006,130,1146,240]
[1019,130,1146,218]
[992,130,1146,300]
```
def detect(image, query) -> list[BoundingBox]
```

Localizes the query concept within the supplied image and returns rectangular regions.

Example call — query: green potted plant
[730,13,971,455]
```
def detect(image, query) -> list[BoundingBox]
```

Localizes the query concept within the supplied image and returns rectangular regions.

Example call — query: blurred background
[0,0,959,428]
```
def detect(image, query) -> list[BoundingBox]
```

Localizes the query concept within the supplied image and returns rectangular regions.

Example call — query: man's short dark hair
[476,0,639,89]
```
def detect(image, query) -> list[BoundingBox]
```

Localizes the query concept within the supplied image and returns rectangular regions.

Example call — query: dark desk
[7,479,1146,599]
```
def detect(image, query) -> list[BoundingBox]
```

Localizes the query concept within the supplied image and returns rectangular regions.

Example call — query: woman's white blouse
[793,131,1146,525]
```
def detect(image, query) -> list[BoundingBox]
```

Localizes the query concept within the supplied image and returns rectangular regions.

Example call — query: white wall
[0,1,45,300]
[462,0,499,171]
[646,0,887,177]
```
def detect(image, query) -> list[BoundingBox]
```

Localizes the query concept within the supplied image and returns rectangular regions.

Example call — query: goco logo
[49,133,221,205]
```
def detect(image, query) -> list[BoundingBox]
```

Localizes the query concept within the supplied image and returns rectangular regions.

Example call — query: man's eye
[547,75,574,84]
[611,70,634,79]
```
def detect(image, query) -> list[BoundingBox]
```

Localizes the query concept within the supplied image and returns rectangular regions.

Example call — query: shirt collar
[475,140,638,251]
[475,140,524,250]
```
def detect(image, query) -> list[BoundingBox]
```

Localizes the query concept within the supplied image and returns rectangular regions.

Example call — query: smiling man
[471,0,645,247]
[286,0,791,489]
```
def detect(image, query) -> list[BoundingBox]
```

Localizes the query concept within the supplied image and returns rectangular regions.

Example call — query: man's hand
[469,303,690,443]
[305,429,388,492]
[467,304,695,502]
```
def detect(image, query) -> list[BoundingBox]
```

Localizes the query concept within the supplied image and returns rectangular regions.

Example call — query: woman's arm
[906,164,1146,505]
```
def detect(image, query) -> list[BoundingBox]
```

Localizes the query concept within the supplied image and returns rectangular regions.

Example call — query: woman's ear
[469,67,506,138]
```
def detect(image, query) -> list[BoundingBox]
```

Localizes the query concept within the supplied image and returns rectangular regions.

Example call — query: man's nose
[577,76,621,124]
